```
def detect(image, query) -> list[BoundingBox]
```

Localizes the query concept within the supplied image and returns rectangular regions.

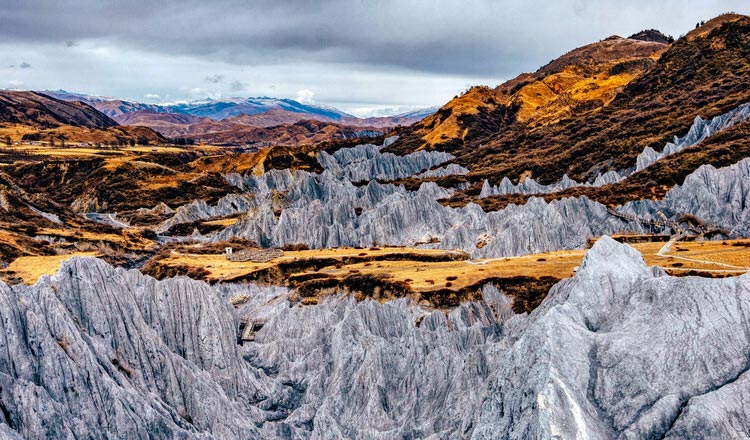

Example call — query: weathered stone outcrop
[479,174,582,197]
[472,237,750,439]
[416,163,470,178]
[480,102,750,197]
[156,193,256,233]
[214,171,642,257]
[0,258,302,438]
[621,158,750,235]
[317,136,455,181]
[636,102,750,171]
[0,256,509,439]
[1,239,749,438]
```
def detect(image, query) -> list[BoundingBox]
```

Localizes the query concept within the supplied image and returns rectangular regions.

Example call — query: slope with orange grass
[397,34,667,152]
[388,14,750,187]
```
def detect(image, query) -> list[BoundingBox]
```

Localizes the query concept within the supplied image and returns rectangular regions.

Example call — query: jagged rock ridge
[1,239,749,438]
[479,102,750,197]
[621,158,750,235]
[155,137,750,257]
[317,136,458,181]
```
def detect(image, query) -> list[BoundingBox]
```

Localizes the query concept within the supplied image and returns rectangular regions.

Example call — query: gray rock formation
[27,204,62,224]
[636,102,750,172]
[208,149,646,257]
[156,193,256,233]
[0,258,293,438]
[480,102,750,198]
[0,256,509,439]
[317,136,455,181]
[472,237,750,439]
[416,163,470,178]
[84,212,130,228]
[479,174,581,197]
[1,238,749,439]
[214,172,643,257]
[621,158,750,234]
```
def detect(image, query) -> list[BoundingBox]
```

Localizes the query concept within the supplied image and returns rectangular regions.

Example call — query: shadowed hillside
[0,91,118,128]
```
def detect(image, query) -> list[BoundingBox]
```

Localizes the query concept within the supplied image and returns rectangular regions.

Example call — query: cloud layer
[0,0,746,115]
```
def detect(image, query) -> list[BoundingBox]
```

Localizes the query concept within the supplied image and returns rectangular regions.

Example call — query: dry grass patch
[2,252,99,284]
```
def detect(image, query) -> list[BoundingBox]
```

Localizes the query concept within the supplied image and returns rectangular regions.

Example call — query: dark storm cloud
[1,0,709,78]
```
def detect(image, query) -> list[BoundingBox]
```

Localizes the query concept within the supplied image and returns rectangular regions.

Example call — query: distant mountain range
[44,91,438,125]
[43,90,437,142]
[44,91,358,120]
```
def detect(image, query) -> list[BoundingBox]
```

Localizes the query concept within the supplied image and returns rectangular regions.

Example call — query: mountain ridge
[386,14,750,187]
[46,90,437,123]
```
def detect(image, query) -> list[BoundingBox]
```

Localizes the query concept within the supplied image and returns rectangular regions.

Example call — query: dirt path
[656,236,749,271]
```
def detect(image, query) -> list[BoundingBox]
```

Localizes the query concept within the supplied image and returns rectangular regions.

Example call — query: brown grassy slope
[389,34,668,153]
[187,119,384,146]
[0,91,165,144]
[5,155,239,214]
[0,91,118,129]
[387,14,750,185]
[1,124,165,145]
[443,118,750,211]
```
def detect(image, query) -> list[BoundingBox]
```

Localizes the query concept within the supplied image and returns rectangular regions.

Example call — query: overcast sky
[0,0,746,116]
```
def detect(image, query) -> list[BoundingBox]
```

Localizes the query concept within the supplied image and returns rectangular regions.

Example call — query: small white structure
[224,247,233,259]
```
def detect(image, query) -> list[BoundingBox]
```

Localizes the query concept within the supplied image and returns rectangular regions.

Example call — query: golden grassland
[515,70,638,124]
[0,135,222,160]
[417,67,644,147]
[164,246,462,281]
[3,252,99,284]
[5,238,749,287]
[154,239,750,289]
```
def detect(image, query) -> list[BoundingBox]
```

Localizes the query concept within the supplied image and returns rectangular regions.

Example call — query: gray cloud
[230,80,246,91]
[3,0,745,78]
[19,62,31,69]
[0,0,746,113]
